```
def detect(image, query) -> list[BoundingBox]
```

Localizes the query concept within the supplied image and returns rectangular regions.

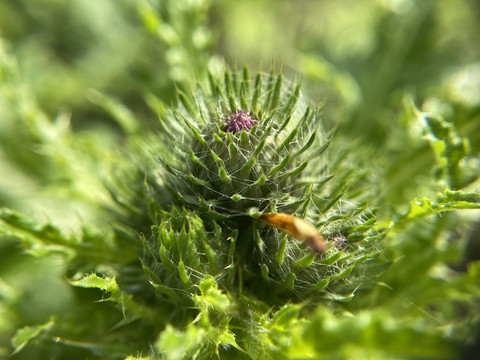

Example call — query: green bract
[142,69,381,304]
[161,69,324,217]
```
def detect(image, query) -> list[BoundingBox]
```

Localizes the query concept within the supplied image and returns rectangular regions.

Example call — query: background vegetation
[1,0,479,359]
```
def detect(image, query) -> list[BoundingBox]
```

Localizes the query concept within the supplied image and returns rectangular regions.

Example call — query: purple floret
[224,110,257,133]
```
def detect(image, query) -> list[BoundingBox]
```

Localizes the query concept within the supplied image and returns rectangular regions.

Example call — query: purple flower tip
[223,110,257,133]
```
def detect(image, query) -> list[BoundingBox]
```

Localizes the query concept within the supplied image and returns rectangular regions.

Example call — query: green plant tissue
[1,1,479,359]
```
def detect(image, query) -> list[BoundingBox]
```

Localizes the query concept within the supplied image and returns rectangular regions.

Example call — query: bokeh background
[1,0,479,359]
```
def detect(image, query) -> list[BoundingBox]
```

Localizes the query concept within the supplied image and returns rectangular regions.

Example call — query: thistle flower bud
[223,110,257,133]
[146,68,379,302]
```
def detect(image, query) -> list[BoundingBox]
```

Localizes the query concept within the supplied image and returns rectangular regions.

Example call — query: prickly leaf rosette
[146,69,381,303]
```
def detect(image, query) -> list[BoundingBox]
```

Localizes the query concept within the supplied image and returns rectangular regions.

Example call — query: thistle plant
[134,69,381,308]
[2,2,480,359]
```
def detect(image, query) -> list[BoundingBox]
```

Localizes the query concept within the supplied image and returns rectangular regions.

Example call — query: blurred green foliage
[1,0,480,359]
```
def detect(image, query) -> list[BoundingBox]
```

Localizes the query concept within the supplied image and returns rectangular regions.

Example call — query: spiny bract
[143,68,380,303]
[160,69,327,218]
